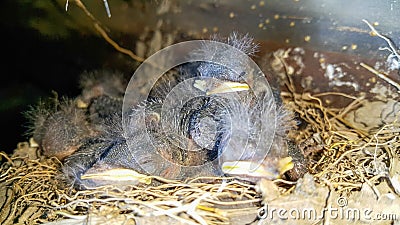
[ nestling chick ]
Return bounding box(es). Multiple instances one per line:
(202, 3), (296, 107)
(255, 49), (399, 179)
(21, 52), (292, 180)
(25, 70), (131, 189)
(26, 33), (307, 189)
(183, 33), (301, 181)
(25, 97), (92, 160)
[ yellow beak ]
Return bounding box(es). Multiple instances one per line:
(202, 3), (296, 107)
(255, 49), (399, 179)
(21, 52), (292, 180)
(81, 168), (151, 184)
(194, 79), (250, 95)
(221, 157), (294, 180)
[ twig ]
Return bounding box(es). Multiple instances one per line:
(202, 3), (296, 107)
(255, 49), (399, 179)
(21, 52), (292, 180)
(360, 62), (400, 92)
(151, 193), (210, 225)
(66, 0), (111, 18)
(101, 0), (111, 18)
(66, 0), (144, 63)
(362, 19), (400, 70)
(93, 23), (145, 62)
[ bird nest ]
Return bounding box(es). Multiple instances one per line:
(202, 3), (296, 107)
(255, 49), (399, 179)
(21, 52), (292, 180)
(1, 2), (400, 223)
(1, 78), (399, 224)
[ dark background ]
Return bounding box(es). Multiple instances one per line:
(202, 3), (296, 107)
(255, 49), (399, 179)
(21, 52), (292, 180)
(0, 0), (117, 153)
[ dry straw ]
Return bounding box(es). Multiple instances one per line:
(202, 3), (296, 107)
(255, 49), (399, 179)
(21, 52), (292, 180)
(1, 75), (399, 224)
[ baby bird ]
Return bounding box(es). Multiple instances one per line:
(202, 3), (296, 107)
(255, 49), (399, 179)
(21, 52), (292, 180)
(118, 33), (301, 182)
(26, 70), (132, 189)
(26, 33), (305, 189)
(182, 33), (299, 181)
(25, 97), (91, 161)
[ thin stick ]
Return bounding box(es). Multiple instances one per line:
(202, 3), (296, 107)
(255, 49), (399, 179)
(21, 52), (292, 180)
(69, 0), (144, 63)
(102, 0), (111, 18)
(66, 0), (111, 18)
(360, 62), (400, 91)
(362, 19), (400, 62)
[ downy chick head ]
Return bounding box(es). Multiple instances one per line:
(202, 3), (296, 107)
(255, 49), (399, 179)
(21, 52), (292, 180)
(25, 97), (92, 160)
(78, 69), (127, 104)
(185, 32), (298, 181)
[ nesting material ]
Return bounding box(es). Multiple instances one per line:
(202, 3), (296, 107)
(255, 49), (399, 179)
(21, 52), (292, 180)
(0, 143), (263, 225)
(1, 79), (399, 224)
